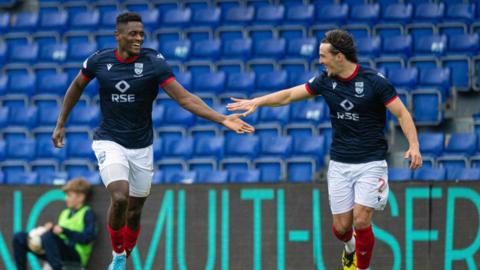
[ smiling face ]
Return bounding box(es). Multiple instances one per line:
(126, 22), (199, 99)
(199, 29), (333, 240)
(115, 21), (145, 57)
(319, 43), (342, 77)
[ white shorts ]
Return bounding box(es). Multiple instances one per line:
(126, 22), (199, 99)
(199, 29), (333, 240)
(91, 140), (154, 197)
(327, 160), (389, 214)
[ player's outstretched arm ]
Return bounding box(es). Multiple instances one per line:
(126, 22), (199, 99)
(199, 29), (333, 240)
(52, 73), (89, 148)
(163, 80), (255, 134)
(226, 84), (312, 117)
(387, 97), (423, 170)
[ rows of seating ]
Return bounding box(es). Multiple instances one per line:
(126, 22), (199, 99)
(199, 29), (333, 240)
(0, 129), (329, 183)
(7, 2), (477, 35)
(389, 167), (480, 181)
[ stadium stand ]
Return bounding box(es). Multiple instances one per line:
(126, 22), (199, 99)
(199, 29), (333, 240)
(0, 0), (479, 184)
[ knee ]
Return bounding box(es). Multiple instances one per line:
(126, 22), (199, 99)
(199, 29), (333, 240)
(111, 192), (129, 210)
(127, 207), (142, 221)
(353, 216), (371, 230)
(333, 222), (352, 235)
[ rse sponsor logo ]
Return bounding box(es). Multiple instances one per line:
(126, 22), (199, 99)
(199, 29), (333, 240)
(337, 112), (360, 121)
(112, 94), (135, 103)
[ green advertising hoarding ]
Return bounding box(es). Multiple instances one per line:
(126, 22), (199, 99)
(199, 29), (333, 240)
(0, 182), (479, 270)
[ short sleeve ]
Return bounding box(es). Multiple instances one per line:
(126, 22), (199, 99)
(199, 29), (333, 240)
(305, 72), (328, 96)
(80, 52), (99, 81)
(374, 72), (398, 106)
(152, 52), (175, 87)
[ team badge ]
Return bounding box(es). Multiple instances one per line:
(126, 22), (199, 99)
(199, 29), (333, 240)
(355, 81), (364, 97)
(332, 82), (337, 90)
(134, 63), (143, 77)
(98, 151), (106, 164)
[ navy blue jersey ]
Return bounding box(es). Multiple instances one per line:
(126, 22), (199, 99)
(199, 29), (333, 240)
(306, 65), (398, 163)
(81, 48), (174, 149)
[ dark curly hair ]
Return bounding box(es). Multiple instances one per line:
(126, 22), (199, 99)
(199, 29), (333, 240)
(321, 29), (358, 63)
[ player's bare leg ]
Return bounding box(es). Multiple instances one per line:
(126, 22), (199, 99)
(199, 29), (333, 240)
(353, 204), (375, 270)
(332, 211), (357, 270)
(124, 196), (147, 257)
(106, 181), (129, 270)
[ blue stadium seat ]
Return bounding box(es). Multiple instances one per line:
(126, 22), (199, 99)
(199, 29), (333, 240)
(69, 10), (100, 31)
(445, 3), (475, 24)
(189, 126), (218, 140)
(293, 135), (326, 160)
(196, 171), (229, 184)
(254, 158), (284, 182)
(192, 7), (221, 27)
(35, 133), (66, 160)
(225, 135), (259, 158)
(0, 41), (6, 66)
(406, 23), (436, 41)
(471, 155), (480, 168)
(387, 67), (418, 89)
(194, 136), (224, 159)
(39, 43), (67, 63)
(444, 133), (477, 156)
(37, 171), (69, 185)
(438, 22), (468, 38)
(287, 38), (317, 60)
(260, 136), (292, 158)
(0, 13), (9, 34)
(191, 39), (221, 60)
(349, 4), (380, 24)
(256, 70), (288, 91)
(174, 72), (192, 91)
(289, 71), (317, 87)
(253, 38), (286, 59)
(185, 27), (213, 42)
(152, 171), (163, 184)
(411, 90), (443, 125)
(95, 33), (116, 50)
(441, 56), (471, 92)
(161, 8), (192, 28)
(222, 38), (252, 60)
(163, 137), (194, 159)
(164, 171), (196, 184)
(68, 104), (100, 128)
(5, 137), (35, 160)
(7, 105), (37, 128)
(255, 5), (284, 26)
(285, 124), (316, 138)
(284, 4), (314, 26)
(37, 103), (60, 127)
(373, 24), (403, 40)
(414, 35), (447, 56)
(290, 101), (325, 124)
(100, 10), (120, 30)
(356, 36), (381, 57)
(11, 12), (38, 32)
(153, 137), (162, 160)
(259, 106), (290, 125)
(413, 167), (446, 181)
(5, 171), (37, 185)
(223, 6), (254, 26)
(388, 168), (412, 181)
(39, 10), (67, 32)
(414, 3), (444, 23)
(37, 72), (68, 95)
(64, 161), (93, 179)
(229, 169), (260, 183)
(316, 4), (348, 25)
(381, 3), (413, 24)
(188, 158), (216, 173)
(161, 104), (195, 127)
(137, 9), (160, 32)
(157, 159), (186, 181)
(65, 132), (94, 160)
(7, 72), (36, 96)
(419, 132), (445, 157)
(447, 33), (479, 55)
(225, 72), (255, 95)
(160, 40), (191, 61)
(419, 68), (450, 98)
(446, 168), (480, 181)
(67, 41), (98, 62)
(437, 156), (469, 168)
(8, 43), (39, 63)
(287, 158), (316, 182)
(0, 107), (8, 128)
(381, 35), (412, 58)
(193, 71), (225, 94)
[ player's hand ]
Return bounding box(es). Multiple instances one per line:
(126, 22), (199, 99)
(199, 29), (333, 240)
(405, 146), (422, 170)
(226, 97), (258, 117)
(53, 225), (63, 235)
(44, 222), (54, 230)
(221, 114), (255, 134)
(52, 125), (65, 148)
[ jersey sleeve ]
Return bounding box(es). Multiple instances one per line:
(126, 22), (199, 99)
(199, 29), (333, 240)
(151, 52), (175, 87)
(80, 52), (100, 81)
(374, 72), (398, 106)
(305, 72), (327, 96)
